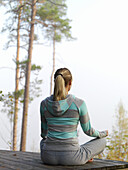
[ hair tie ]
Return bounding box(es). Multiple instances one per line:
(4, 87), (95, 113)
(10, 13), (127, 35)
(58, 73), (64, 78)
(55, 73), (64, 80)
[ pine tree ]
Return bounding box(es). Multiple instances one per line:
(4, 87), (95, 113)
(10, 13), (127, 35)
(1, 0), (42, 150)
(37, 0), (74, 94)
(13, 0), (22, 151)
(20, 0), (37, 151)
(1, 0), (24, 151)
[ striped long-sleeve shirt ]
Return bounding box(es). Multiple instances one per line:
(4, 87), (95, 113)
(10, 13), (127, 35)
(40, 94), (107, 151)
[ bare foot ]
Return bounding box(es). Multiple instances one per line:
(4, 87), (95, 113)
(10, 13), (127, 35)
(87, 158), (93, 163)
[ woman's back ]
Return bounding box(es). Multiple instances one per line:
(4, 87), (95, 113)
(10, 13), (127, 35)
(40, 94), (80, 151)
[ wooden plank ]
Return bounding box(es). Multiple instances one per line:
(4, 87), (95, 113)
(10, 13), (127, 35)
(0, 152), (50, 170)
(0, 151), (125, 170)
(0, 150), (40, 162)
(94, 159), (128, 169)
(0, 157), (51, 170)
(0, 150), (128, 170)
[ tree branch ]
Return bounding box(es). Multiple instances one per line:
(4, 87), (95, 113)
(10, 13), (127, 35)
(46, 0), (66, 7)
(0, 67), (14, 70)
(34, 19), (48, 27)
(20, 46), (28, 52)
(13, 2), (32, 13)
(4, 44), (28, 52)
(10, 27), (30, 33)
(33, 42), (49, 46)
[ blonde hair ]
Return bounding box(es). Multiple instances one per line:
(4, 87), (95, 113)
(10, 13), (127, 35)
(53, 68), (72, 101)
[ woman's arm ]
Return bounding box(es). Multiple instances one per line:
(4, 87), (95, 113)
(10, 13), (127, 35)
(79, 101), (108, 138)
(40, 102), (48, 139)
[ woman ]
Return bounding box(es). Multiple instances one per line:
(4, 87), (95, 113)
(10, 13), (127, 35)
(40, 68), (108, 165)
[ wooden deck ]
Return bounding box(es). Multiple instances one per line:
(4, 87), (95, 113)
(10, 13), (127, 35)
(0, 150), (128, 170)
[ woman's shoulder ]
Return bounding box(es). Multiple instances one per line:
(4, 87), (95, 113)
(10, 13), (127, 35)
(70, 94), (85, 108)
(40, 95), (52, 106)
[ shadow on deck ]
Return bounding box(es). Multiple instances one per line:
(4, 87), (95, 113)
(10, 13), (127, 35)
(0, 150), (128, 170)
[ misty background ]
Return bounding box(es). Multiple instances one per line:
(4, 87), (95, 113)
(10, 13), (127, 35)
(0, 0), (128, 151)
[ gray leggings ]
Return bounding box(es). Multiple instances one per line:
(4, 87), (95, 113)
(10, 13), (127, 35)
(40, 138), (106, 165)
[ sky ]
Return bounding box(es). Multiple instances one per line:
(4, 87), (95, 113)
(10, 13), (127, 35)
(0, 0), (128, 151)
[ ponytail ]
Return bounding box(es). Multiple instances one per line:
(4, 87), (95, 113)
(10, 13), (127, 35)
(53, 75), (66, 101)
(53, 68), (72, 101)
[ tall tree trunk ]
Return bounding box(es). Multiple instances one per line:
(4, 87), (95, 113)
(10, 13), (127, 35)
(20, 0), (36, 151)
(50, 30), (56, 95)
(13, 0), (22, 151)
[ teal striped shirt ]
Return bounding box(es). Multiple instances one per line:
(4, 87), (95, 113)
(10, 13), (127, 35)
(40, 95), (107, 141)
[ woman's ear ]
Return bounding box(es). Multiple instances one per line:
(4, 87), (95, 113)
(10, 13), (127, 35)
(68, 80), (72, 91)
(69, 80), (72, 86)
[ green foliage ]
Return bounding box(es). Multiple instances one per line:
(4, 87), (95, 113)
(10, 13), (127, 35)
(0, 91), (4, 101)
(18, 61), (42, 103)
(14, 89), (24, 100)
(29, 77), (42, 101)
(1, 0), (35, 50)
(1, 73), (42, 119)
(1, 92), (15, 121)
(1, 61), (42, 119)
(31, 64), (42, 71)
(1, 89), (25, 118)
(104, 102), (128, 161)
(37, 0), (74, 43)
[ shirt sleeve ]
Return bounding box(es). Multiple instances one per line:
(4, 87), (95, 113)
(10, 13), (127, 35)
(40, 102), (48, 139)
(79, 101), (107, 138)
